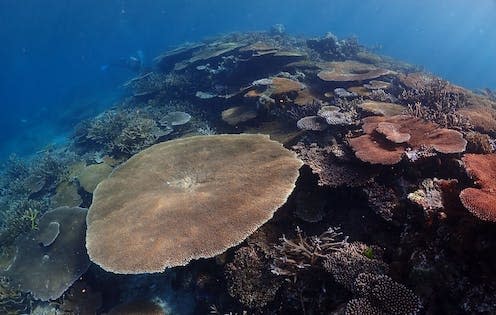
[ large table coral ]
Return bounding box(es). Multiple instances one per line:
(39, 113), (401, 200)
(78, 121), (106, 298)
(348, 115), (467, 165)
(86, 134), (303, 274)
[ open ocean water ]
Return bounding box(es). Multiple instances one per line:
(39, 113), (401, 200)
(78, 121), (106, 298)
(1, 0), (495, 158)
(0, 1), (496, 314)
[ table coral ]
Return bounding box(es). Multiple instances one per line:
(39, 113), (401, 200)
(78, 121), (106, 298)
(86, 134), (302, 274)
(459, 153), (496, 222)
(348, 115), (467, 165)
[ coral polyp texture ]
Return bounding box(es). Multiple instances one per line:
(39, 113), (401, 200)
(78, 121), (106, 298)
(459, 153), (496, 222)
(86, 134), (302, 273)
(351, 273), (422, 315)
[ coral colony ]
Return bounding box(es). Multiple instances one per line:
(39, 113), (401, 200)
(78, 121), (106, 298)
(1, 29), (496, 314)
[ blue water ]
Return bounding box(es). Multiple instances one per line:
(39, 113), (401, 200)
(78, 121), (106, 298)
(1, 0), (496, 159)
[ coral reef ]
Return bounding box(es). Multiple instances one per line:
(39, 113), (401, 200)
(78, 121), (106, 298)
(1, 29), (495, 314)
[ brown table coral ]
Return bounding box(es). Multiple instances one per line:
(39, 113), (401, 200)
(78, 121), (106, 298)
(348, 115), (467, 165)
(317, 60), (394, 82)
(459, 153), (496, 222)
(86, 134), (303, 274)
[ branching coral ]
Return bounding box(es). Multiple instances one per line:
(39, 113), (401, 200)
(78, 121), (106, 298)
(307, 32), (362, 61)
(0, 198), (49, 247)
(75, 109), (170, 156)
(271, 226), (347, 277)
(399, 74), (469, 128)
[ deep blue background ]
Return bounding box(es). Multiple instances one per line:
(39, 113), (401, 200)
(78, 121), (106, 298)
(1, 0), (495, 159)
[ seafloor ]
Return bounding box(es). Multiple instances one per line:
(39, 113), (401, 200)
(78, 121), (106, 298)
(1, 29), (496, 315)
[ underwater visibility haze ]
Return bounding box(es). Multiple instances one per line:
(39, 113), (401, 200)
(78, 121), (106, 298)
(0, 1), (496, 314)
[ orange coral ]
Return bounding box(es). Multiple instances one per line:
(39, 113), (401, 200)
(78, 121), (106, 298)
(459, 153), (496, 222)
(348, 115), (467, 165)
(348, 134), (405, 165)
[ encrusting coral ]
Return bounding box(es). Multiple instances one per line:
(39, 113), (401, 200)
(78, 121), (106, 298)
(86, 134), (302, 274)
(350, 273), (422, 315)
(1, 206), (90, 301)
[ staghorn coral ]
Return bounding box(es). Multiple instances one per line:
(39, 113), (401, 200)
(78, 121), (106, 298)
(77, 109), (171, 156)
(306, 32), (362, 61)
(324, 242), (389, 291)
(465, 131), (493, 154)
(457, 105), (496, 134)
(459, 153), (496, 222)
(0, 197), (49, 247)
(86, 134), (302, 273)
(115, 117), (166, 155)
(225, 245), (282, 309)
(399, 74), (469, 128)
(271, 226), (347, 277)
(352, 273), (422, 315)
